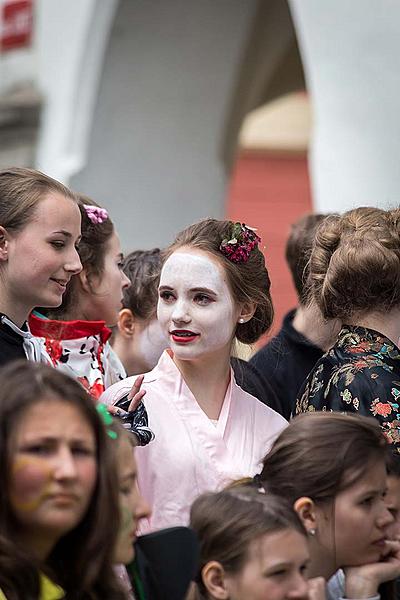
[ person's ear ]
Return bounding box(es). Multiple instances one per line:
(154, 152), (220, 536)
(237, 301), (256, 325)
(117, 308), (136, 337)
(0, 226), (9, 262)
(294, 496), (318, 535)
(202, 561), (230, 599)
(77, 269), (94, 294)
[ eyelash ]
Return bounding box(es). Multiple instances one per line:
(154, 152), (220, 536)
(20, 445), (94, 457)
(159, 291), (213, 305)
(160, 291), (175, 302)
(361, 496), (374, 506)
(194, 294), (212, 305)
(50, 241), (65, 250)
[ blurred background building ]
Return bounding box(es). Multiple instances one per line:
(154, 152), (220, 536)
(1, 0), (399, 337)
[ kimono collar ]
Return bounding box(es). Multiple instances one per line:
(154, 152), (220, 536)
(339, 325), (400, 359)
(154, 349), (234, 434)
(0, 314), (50, 363)
(29, 312), (112, 343)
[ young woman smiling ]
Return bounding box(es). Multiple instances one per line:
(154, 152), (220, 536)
(102, 219), (287, 532)
(0, 168), (82, 366)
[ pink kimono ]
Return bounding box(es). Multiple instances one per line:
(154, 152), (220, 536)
(101, 350), (287, 532)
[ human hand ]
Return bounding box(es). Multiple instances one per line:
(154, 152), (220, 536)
(345, 540), (400, 598)
(308, 576), (326, 600)
(127, 374), (146, 411)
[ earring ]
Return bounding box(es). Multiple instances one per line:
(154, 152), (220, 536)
(308, 528), (316, 536)
(238, 318), (245, 324)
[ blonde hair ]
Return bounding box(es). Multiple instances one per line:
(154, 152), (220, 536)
(308, 207), (400, 319)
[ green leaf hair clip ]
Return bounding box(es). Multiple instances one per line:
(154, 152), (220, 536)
(96, 403), (118, 440)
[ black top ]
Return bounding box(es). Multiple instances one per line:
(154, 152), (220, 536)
(250, 309), (324, 420)
(0, 314), (27, 367)
(296, 325), (400, 453)
(231, 357), (283, 416)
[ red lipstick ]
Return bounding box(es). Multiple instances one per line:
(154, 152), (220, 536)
(170, 330), (199, 343)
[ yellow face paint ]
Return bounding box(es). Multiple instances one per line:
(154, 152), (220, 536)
(10, 456), (54, 512)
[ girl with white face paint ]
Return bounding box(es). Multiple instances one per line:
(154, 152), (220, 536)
(112, 249), (168, 376)
(101, 219), (287, 532)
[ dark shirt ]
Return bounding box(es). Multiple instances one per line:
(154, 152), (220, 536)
(231, 357), (284, 416)
(250, 309), (324, 420)
(296, 325), (400, 453)
(0, 314), (26, 367)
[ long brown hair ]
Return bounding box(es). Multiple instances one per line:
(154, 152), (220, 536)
(0, 361), (126, 599)
(164, 219), (273, 344)
(188, 486), (306, 600)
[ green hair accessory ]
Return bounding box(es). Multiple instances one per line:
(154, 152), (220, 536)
(96, 403), (118, 439)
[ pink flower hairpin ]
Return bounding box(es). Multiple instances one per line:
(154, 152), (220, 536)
(84, 205), (109, 224)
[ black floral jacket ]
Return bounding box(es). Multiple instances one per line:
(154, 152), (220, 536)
(295, 326), (400, 451)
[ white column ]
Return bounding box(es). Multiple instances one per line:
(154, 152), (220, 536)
(35, 0), (118, 182)
(290, 0), (400, 213)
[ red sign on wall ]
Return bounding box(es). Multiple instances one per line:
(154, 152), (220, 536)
(0, 0), (33, 52)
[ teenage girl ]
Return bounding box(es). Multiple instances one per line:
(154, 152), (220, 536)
(102, 219), (287, 531)
(30, 196), (152, 445)
(188, 486), (324, 600)
(0, 360), (127, 599)
(256, 412), (400, 600)
(111, 249), (168, 376)
(0, 167), (81, 365)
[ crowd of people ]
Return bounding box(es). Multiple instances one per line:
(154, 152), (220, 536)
(0, 166), (399, 600)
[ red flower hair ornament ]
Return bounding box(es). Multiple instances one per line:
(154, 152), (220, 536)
(219, 222), (261, 263)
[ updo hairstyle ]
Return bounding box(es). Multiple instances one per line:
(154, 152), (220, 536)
(309, 207), (400, 320)
(164, 219), (273, 344)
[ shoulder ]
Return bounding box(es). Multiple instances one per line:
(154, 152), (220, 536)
(231, 357), (284, 414)
(232, 378), (287, 428)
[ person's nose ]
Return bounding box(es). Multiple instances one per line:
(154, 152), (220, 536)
(53, 446), (78, 481)
(287, 573), (309, 600)
(135, 490), (151, 521)
(377, 501), (395, 530)
(171, 299), (191, 324)
(65, 246), (82, 275)
(121, 270), (130, 290)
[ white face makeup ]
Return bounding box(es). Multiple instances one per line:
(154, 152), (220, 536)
(157, 249), (239, 362)
(136, 317), (168, 371)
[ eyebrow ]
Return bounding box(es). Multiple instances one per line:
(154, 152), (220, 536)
(190, 287), (217, 295)
(19, 436), (94, 445)
(158, 285), (217, 295)
(52, 230), (73, 237)
(359, 488), (384, 497)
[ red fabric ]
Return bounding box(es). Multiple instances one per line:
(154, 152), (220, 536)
(29, 313), (112, 344)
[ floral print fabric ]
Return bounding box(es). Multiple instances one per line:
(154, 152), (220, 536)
(295, 326), (400, 452)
